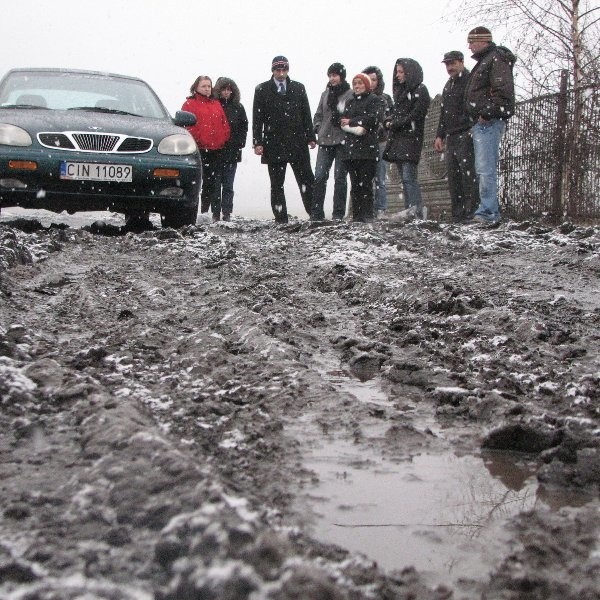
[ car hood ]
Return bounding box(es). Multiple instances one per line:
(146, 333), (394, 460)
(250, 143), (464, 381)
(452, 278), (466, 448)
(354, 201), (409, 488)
(0, 109), (188, 142)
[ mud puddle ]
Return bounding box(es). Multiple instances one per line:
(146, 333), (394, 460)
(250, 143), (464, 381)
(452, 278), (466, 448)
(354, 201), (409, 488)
(292, 365), (595, 589)
(297, 430), (595, 590)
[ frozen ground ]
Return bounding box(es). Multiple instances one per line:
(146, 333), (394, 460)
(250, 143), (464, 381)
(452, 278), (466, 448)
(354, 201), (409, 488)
(0, 210), (599, 599)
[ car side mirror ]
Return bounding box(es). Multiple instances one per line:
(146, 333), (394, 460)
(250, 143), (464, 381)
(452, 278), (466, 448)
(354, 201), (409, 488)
(174, 110), (196, 127)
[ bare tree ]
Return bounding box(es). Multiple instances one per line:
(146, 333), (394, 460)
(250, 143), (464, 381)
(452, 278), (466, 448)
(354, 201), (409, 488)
(443, 0), (600, 221)
(443, 0), (600, 97)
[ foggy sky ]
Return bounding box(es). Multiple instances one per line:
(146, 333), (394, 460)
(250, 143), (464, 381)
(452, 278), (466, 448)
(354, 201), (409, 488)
(2, 0), (481, 218)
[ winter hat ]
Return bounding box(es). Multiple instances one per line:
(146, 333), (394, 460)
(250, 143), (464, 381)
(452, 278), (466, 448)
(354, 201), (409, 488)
(352, 73), (371, 91)
(271, 55), (289, 71)
(327, 62), (346, 80)
(467, 26), (493, 43)
(442, 50), (464, 63)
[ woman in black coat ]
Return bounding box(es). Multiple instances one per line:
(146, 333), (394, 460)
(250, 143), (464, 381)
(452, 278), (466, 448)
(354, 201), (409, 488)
(340, 73), (380, 223)
(383, 58), (430, 218)
(213, 77), (248, 221)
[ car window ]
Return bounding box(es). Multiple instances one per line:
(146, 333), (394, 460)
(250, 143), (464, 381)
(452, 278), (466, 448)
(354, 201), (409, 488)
(0, 71), (168, 119)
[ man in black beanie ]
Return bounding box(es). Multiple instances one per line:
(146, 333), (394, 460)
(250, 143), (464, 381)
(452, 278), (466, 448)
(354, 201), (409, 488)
(253, 55), (316, 223)
(464, 26), (516, 225)
(310, 62), (353, 221)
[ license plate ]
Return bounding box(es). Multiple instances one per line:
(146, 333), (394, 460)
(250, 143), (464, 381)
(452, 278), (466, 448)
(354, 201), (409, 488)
(60, 162), (133, 182)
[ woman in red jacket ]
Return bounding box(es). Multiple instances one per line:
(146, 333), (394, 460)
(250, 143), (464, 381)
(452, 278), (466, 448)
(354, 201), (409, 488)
(182, 76), (231, 222)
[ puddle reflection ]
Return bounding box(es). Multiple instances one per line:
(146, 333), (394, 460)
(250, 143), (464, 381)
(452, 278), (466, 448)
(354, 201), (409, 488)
(296, 436), (590, 588)
(307, 351), (593, 588)
(324, 369), (392, 407)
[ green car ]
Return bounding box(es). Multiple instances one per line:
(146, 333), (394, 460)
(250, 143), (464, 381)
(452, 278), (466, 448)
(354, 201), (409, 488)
(0, 68), (202, 228)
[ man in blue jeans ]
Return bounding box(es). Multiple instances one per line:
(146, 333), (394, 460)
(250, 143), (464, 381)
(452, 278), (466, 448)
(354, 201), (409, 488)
(464, 26), (516, 224)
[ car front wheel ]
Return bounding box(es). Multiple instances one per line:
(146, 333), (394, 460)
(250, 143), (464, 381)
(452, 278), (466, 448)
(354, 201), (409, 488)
(160, 202), (199, 229)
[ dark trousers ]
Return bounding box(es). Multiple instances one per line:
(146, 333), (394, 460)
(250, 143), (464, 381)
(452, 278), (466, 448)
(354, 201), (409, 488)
(446, 131), (479, 222)
(312, 144), (348, 220)
(200, 149), (225, 217)
(344, 159), (377, 222)
(267, 152), (314, 223)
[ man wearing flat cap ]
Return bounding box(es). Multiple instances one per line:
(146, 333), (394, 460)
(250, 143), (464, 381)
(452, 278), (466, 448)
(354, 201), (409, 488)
(464, 26), (516, 225)
(253, 55), (316, 223)
(434, 50), (479, 223)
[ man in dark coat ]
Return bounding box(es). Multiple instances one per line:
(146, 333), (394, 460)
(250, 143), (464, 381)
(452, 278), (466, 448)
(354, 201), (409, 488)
(464, 26), (516, 224)
(434, 51), (479, 223)
(253, 56), (316, 223)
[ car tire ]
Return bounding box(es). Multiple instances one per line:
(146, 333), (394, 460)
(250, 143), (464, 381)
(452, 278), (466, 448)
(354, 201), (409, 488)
(124, 212), (153, 232)
(160, 202), (199, 229)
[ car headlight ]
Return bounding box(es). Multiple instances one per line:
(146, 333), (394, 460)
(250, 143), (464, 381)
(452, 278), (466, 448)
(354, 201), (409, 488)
(157, 133), (197, 155)
(0, 124), (32, 146)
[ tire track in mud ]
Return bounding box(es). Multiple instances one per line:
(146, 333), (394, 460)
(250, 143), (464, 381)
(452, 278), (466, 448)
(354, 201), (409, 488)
(1, 219), (599, 599)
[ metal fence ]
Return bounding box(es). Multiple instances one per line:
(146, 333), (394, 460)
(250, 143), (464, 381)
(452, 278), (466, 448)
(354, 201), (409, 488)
(500, 75), (600, 221)
(387, 77), (600, 222)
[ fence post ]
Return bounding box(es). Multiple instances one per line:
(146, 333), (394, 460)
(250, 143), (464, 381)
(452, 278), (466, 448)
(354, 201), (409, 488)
(550, 70), (569, 223)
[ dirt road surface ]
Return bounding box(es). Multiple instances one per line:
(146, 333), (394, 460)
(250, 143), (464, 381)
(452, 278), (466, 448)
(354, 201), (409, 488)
(1, 214), (599, 599)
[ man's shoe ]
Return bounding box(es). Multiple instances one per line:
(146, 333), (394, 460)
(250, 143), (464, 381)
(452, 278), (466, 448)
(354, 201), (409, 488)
(222, 214), (231, 222)
(463, 215), (488, 225)
(212, 214), (220, 223)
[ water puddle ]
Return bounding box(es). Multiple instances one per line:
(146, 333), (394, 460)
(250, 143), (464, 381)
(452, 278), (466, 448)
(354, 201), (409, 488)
(296, 436), (539, 587)
(294, 358), (592, 589)
(324, 368), (392, 407)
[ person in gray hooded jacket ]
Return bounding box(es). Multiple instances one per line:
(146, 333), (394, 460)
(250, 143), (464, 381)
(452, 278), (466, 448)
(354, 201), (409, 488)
(311, 63), (353, 221)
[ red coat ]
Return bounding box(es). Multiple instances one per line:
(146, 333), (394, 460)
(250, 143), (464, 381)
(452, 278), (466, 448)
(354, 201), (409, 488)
(182, 94), (231, 150)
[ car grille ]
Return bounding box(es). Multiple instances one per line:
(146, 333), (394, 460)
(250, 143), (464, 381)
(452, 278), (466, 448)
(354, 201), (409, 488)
(38, 132), (153, 153)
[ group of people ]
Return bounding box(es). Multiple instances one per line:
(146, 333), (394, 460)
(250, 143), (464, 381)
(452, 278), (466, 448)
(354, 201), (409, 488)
(182, 75), (248, 222)
(181, 25), (515, 226)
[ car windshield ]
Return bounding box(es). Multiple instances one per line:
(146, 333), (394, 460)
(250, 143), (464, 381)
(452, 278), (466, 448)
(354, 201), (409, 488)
(0, 70), (168, 119)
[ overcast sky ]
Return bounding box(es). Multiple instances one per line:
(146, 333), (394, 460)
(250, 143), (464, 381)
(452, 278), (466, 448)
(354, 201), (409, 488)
(2, 0), (483, 219)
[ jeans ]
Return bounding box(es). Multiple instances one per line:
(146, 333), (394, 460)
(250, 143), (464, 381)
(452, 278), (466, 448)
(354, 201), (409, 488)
(446, 132), (479, 222)
(312, 144), (348, 220)
(395, 161), (423, 218)
(374, 141), (389, 211)
(344, 159), (377, 222)
(471, 118), (506, 223)
(267, 152), (314, 223)
(220, 162), (238, 217)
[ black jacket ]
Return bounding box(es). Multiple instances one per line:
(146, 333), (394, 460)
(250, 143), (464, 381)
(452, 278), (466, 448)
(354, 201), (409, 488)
(362, 66), (393, 142)
(219, 99), (248, 163)
(340, 91), (380, 161)
(252, 77), (316, 164)
(436, 68), (472, 139)
(383, 58), (430, 164)
(464, 43), (516, 121)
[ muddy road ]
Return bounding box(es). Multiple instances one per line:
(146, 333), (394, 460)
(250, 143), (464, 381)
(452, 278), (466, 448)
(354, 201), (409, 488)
(0, 214), (599, 599)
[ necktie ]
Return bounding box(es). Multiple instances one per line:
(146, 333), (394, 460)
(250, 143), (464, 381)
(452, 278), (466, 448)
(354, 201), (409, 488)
(278, 82), (285, 95)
